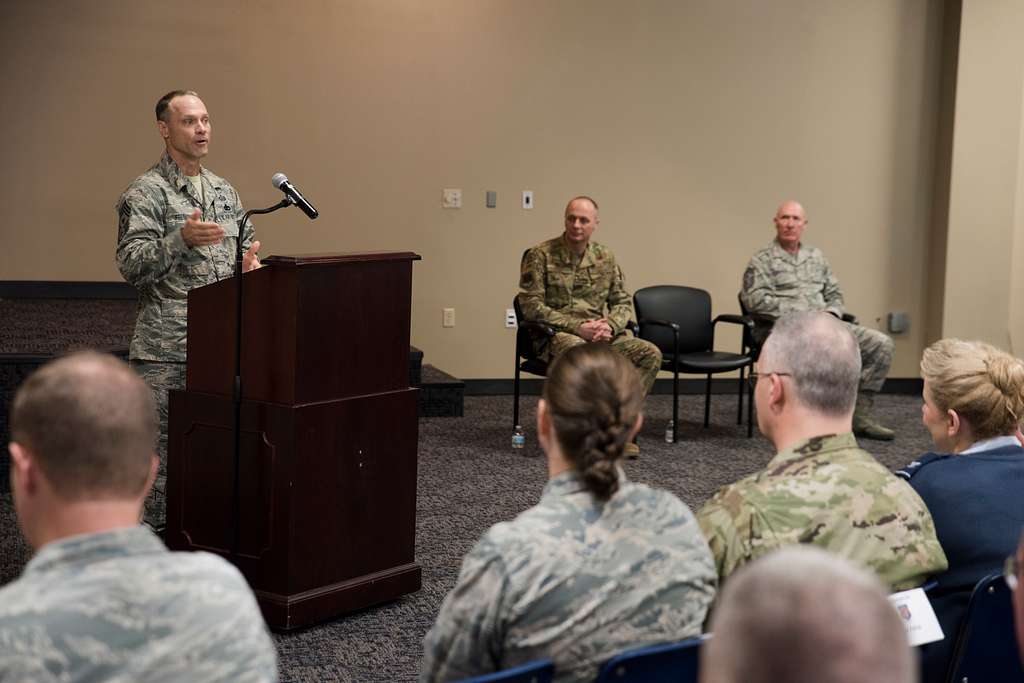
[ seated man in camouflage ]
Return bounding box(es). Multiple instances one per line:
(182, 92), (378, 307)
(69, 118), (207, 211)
(741, 200), (895, 439)
(697, 312), (947, 590)
(0, 352), (277, 681)
(519, 196), (661, 455)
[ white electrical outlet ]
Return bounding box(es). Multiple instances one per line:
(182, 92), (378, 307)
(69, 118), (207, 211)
(522, 190), (533, 209)
(442, 189), (462, 209)
(505, 309), (517, 328)
(442, 308), (455, 327)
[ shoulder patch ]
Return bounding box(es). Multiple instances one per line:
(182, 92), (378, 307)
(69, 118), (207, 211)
(894, 453), (948, 480)
(117, 200), (133, 241)
(743, 265), (755, 291)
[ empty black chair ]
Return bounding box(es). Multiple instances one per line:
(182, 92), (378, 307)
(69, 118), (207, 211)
(635, 286), (753, 440)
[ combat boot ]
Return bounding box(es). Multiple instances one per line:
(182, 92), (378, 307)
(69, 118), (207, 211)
(853, 390), (895, 440)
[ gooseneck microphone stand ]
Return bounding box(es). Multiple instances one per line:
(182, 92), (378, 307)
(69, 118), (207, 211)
(230, 195), (293, 559)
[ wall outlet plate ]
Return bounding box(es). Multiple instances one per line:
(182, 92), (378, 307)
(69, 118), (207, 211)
(522, 190), (533, 209)
(442, 188), (462, 209)
(442, 307), (455, 327)
(505, 309), (517, 328)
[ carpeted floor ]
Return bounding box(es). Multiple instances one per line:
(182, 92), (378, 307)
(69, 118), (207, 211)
(0, 391), (933, 682)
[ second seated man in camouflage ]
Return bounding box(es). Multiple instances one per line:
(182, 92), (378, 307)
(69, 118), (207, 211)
(115, 90), (263, 529)
(697, 312), (947, 590)
(519, 196), (661, 456)
(740, 200), (896, 439)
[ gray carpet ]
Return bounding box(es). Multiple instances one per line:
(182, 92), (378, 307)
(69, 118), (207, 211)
(0, 392), (933, 682)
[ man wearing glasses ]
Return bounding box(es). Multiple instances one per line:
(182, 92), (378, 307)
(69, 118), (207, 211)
(697, 311), (947, 589)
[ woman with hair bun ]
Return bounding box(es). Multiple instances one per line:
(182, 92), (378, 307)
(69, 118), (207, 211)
(898, 339), (1024, 682)
(421, 343), (716, 683)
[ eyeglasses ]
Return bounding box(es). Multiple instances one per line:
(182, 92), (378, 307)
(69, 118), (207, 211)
(747, 370), (793, 392)
(1005, 553), (1020, 591)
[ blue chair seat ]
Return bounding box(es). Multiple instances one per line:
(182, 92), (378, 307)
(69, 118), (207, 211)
(595, 637), (704, 683)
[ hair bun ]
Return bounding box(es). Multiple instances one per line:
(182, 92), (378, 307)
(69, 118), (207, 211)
(985, 353), (1024, 397)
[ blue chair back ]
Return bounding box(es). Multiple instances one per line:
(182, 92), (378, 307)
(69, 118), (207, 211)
(455, 659), (555, 683)
(945, 574), (1024, 682)
(594, 637), (703, 683)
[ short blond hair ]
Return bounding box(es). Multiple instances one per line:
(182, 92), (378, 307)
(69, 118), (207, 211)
(920, 339), (1024, 440)
(10, 351), (156, 500)
(701, 547), (914, 683)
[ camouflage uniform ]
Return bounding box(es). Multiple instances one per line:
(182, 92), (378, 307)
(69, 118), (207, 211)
(740, 239), (893, 392)
(116, 152), (254, 527)
(697, 433), (948, 591)
(519, 236), (662, 395)
(421, 469), (716, 683)
(0, 526), (277, 682)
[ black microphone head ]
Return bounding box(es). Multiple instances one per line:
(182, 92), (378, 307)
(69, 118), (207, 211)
(271, 172), (288, 189)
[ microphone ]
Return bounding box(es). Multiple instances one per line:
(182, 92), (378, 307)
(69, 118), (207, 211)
(271, 173), (319, 220)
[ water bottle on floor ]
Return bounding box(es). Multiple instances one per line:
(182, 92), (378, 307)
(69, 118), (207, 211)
(512, 424), (525, 449)
(665, 419), (675, 444)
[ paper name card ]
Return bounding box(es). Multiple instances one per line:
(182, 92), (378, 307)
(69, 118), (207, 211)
(888, 587), (944, 647)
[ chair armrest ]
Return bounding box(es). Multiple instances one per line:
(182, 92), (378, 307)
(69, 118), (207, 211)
(713, 313), (755, 333)
(519, 319), (556, 338)
(842, 312), (857, 324)
(637, 317), (680, 332)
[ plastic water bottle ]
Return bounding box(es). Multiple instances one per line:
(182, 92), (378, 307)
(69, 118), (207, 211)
(665, 419), (675, 444)
(512, 424), (526, 450)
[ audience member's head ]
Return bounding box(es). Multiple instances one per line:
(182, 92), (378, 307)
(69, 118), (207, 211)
(539, 343), (643, 501)
(701, 546), (915, 683)
(919, 339), (1024, 452)
(8, 351), (157, 548)
(755, 311), (860, 446)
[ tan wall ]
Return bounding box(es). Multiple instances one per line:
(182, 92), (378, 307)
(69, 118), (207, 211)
(942, 0), (1024, 349)
(0, 0), (947, 378)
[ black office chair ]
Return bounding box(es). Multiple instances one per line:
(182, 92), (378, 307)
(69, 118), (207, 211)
(512, 295), (555, 430)
(635, 286), (754, 440)
(943, 573), (1024, 682)
(737, 295), (859, 363)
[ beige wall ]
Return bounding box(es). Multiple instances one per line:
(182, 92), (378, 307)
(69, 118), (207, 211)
(942, 0), (1024, 349)
(0, 0), (949, 378)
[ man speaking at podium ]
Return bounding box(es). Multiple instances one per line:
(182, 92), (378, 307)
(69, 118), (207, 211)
(115, 90), (262, 530)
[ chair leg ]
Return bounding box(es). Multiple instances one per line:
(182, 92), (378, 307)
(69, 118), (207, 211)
(513, 363), (521, 430)
(747, 368), (754, 437)
(737, 366), (745, 425)
(703, 373), (712, 428)
(672, 364), (679, 444)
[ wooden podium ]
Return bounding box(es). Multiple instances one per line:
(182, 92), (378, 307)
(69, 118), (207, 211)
(166, 251), (422, 630)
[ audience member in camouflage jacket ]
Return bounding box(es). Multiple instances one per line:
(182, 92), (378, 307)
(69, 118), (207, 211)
(0, 527), (278, 682)
(698, 312), (946, 590)
(740, 200), (895, 439)
(698, 432), (947, 590)
(3, 351), (277, 682)
(518, 197), (661, 397)
(421, 470), (716, 683)
(115, 91), (260, 528)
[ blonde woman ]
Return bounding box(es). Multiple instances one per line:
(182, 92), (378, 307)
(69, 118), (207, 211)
(898, 339), (1024, 682)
